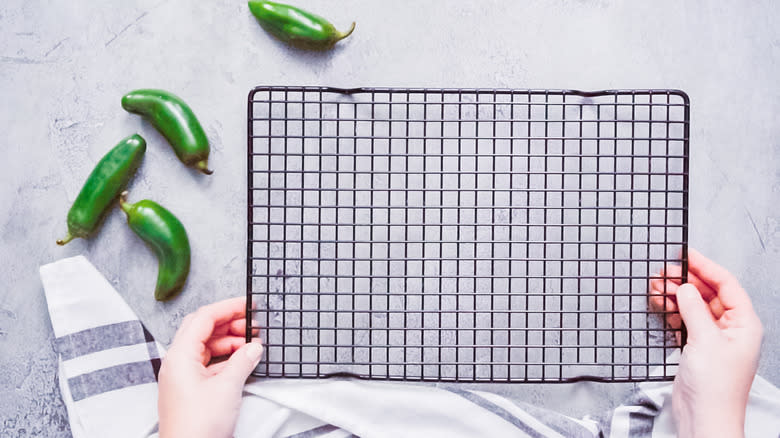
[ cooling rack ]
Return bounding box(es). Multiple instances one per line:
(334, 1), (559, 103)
(247, 87), (689, 383)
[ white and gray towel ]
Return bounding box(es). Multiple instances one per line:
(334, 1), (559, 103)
(40, 255), (780, 438)
(40, 255), (164, 438)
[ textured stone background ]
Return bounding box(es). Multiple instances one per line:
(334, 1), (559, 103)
(1, 1), (778, 435)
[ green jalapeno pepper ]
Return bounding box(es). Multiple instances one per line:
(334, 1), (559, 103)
(119, 191), (191, 301)
(57, 134), (146, 246)
(248, 1), (355, 51)
(121, 89), (213, 175)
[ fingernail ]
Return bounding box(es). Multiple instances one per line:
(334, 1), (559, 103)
(246, 342), (264, 362)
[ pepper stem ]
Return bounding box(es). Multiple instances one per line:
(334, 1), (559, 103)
(56, 232), (74, 246)
(195, 160), (214, 175)
(335, 22), (356, 42)
(119, 191), (132, 215)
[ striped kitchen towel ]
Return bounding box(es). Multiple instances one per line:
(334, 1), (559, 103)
(40, 255), (163, 438)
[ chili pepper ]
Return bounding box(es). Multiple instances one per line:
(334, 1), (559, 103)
(57, 134), (146, 246)
(119, 191), (191, 301)
(248, 1), (355, 51)
(121, 89), (213, 175)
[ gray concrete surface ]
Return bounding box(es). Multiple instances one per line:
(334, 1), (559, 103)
(1, 0), (778, 435)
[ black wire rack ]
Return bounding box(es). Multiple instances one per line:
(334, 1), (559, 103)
(246, 86), (689, 383)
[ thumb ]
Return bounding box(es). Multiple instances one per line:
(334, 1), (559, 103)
(676, 284), (717, 339)
(217, 341), (263, 388)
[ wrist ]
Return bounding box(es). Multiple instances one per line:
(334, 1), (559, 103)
(677, 414), (744, 438)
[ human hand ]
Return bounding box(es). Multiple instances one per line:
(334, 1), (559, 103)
(158, 297), (263, 438)
(650, 249), (763, 438)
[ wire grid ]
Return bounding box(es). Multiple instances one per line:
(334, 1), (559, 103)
(247, 87), (689, 383)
